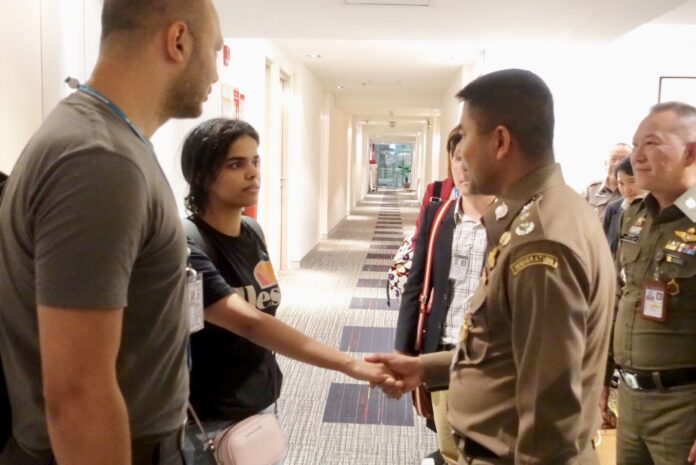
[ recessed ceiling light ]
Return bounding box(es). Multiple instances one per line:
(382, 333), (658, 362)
(305, 53), (322, 59)
(336, 85), (344, 90)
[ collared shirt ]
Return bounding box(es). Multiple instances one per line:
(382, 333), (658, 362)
(441, 197), (487, 345)
(582, 178), (621, 222)
(614, 188), (696, 370)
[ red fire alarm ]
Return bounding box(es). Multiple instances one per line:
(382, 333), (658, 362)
(223, 45), (231, 66)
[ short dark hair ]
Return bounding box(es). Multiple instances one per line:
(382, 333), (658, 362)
(181, 119), (260, 215)
(650, 101), (696, 141)
(101, 0), (206, 43)
(446, 126), (462, 156)
(614, 157), (633, 177)
(456, 69), (555, 159)
(0, 171), (8, 200)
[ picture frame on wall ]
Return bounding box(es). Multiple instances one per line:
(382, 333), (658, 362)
(658, 76), (696, 105)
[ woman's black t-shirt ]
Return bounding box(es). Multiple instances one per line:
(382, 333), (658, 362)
(187, 216), (282, 422)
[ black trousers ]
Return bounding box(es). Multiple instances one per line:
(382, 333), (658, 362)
(0, 430), (185, 465)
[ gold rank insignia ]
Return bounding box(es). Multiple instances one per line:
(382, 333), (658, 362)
(511, 253), (559, 275)
(487, 248), (499, 270)
(667, 278), (680, 296)
(674, 230), (696, 243)
(499, 231), (512, 247)
(688, 227), (696, 234)
(459, 313), (473, 345)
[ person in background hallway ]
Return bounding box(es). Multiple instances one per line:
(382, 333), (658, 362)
(180, 118), (394, 465)
(610, 101), (696, 465)
(395, 139), (493, 465)
(603, 157), (647, 257)
(369, 68), (615, 465)
(412, 127), (461, 247)
(581, 142), (632, 222)
(0, 1), (222, 464)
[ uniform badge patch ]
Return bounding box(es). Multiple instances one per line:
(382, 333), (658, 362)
(511, 253), (558, 275)
(515, 222), (535, 236)
(495, 202), (509, 221)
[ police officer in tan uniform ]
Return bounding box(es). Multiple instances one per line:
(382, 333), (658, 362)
(368, 69), (615, 465)
(611, 102), (696, 465)
(581, 143), (631, 223)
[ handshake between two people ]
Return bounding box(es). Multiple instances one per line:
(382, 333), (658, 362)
(349, 352), (424, 399)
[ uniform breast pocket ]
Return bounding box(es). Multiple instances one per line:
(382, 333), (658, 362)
(619, 241), (641, 265)
(459, 285), (490, 365)
(619, 242), (641, 285)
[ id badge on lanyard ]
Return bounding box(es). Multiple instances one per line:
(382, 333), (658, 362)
(449, 254), (469, 281)
(187, 266), (205, 333)
(641, 279), (668, 322)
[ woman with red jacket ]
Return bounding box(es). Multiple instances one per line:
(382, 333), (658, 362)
(412, 127), (461, 246)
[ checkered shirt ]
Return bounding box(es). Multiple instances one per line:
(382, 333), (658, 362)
(441, 197), (487, 345)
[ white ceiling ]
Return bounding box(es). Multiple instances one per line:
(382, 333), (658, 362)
(214, 0), (694, 126)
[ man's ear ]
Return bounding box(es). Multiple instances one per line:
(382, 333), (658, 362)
(685, 141), (696, 167)
(492, 125), (512, 161)
(164, 21), (192, 64)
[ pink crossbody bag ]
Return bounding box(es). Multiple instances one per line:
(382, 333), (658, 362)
(187, 357), (286, 465)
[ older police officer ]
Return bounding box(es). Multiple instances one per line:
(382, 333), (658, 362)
(613, 102), (696, 465)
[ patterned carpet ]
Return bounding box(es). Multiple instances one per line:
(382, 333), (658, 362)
(275, 189), (437, 465)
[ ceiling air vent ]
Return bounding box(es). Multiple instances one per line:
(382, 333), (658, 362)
(345, 0), (430, 6)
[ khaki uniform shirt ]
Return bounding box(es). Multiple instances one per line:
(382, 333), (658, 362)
(613, 188), (696, 370)
(581, 180), (621, 223)
(422, 163), (615, 464)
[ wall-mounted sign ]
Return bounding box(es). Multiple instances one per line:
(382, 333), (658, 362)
(222, 85), (246, 119)
(223, 45), (231, 66)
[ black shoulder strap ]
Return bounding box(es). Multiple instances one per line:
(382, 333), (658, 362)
(182, 217), (219, 264)
(430, 181), (443, 202)
(242, 216), (266, 245)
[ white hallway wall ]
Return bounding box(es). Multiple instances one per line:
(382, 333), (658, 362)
(0, 2), (350, 269)
(481, 25), (696, 192)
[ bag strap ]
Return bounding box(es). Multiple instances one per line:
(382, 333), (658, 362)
(414, 198), (456, 352)
(242, 215), (266, 244)
(183, 216), (219, 265)
(430, 181), (443, 202)
(187, 403), (219, 460)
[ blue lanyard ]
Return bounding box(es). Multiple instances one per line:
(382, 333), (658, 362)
(76, 83), (154, 152)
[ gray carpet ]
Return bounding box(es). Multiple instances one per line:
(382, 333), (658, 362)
(276, 189), (437, 465)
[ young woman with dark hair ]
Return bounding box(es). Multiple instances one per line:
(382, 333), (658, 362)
(181, 118), (394, 464)
(603, 156), (647, 257)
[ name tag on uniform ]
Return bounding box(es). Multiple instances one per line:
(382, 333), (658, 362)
(187, 267), (205, 333)
(622, 216), (646, 244)
(641, 279), (668, 322)
(449, 254), (470, 281)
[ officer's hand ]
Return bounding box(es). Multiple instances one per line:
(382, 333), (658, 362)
(688, 437), (696, 463)
(344, 358), (403, 390)
(364, 352), (423, 399)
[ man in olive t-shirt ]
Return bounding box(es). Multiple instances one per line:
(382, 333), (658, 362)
(0, 1), (223, 464)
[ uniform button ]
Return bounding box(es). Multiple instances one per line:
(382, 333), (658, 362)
(655, 250), (664, 261)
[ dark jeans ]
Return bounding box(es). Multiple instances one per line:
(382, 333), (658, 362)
(0, 430), (185, 465)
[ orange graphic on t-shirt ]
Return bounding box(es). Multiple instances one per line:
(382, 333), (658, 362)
(254, 261), (277, 289)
